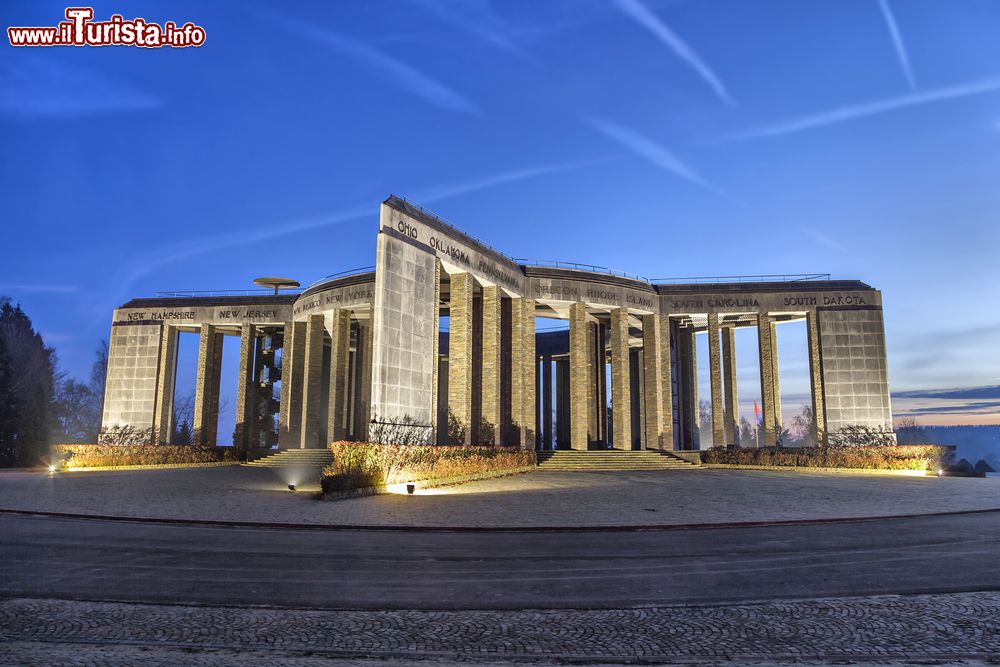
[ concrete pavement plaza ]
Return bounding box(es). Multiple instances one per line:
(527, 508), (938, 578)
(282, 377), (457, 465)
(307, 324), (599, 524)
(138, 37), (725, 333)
(1, 465), (999, 527)
(4, 466), (1000, 664)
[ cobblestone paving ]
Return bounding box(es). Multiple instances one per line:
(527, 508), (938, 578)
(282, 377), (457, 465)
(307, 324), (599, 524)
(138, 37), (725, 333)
(2, 466), (1000, 527)
(6, 643), (997, 667)
(2, 593), (1000, 663)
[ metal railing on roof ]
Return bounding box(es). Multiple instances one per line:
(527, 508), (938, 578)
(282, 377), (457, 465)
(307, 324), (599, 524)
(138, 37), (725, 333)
(154, 288), (303, 298)
(395, 196), (517, 263)
(304, 266), (376, 290)
(651, 273), (831, 285)
(516, 259), (651, 283)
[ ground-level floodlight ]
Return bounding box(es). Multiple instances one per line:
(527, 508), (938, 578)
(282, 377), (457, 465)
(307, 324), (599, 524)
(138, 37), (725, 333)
(48, 464), (56, 473)
(288, 483), (296, 491)
(253, 277), (300, 296)
(406, 483), (415, 495)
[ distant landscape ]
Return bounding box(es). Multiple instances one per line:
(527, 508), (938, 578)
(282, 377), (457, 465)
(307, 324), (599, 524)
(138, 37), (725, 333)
(920, 425), (1000, 468)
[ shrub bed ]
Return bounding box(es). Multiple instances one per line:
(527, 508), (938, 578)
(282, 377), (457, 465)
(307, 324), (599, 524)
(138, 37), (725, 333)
(53, 444), (236, 468)
(701, 445), (954, 471)
(322, 442), (536, 493)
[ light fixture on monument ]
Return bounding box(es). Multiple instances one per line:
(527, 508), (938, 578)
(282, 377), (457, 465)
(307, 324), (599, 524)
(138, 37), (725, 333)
(253, 277), (301, 296)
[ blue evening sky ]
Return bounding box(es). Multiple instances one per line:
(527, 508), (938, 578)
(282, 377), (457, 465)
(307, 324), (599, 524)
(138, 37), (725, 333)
(2, 0), (999, 432)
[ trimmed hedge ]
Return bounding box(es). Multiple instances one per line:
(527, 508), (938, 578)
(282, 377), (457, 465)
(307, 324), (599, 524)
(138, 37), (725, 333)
(53, 444), (236, 468)
(322, 442), (536, 492)
(701, 445), (954, 471)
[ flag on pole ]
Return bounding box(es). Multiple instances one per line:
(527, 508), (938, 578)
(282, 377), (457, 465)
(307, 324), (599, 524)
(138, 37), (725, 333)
(753, 399), (762, 424)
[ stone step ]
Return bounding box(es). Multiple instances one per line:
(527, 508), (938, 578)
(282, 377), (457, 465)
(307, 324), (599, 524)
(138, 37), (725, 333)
(535, 450), (699, 471)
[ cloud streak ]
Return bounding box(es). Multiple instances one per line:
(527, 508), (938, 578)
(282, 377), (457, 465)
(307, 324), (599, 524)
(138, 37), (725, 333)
(0, 57), (161, 118)
(411, 0), (535, 63)
(611, 0), (734, 106)
(260, 9), (478, 115)
(112, 160), (589, 296)
(0, 284), (82, 294)
(587, 117), (723, 194)
(732, 75), (1000, 140)
(878, 0), (916, 90)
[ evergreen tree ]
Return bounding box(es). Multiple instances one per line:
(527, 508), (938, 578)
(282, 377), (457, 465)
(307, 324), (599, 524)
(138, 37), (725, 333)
(51, 339), (108, 444)
(0, 298), (57, 466)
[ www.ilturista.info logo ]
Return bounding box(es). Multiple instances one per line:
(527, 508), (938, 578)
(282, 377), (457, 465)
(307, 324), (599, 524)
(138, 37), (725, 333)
(8, 7), (205, 48)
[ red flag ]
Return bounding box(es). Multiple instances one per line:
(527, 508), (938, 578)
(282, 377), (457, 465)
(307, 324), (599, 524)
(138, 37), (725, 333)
(753, 399), (762, 423)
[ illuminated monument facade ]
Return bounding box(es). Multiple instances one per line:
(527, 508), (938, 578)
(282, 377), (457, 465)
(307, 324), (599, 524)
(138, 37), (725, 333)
(101, 196), (893, 451)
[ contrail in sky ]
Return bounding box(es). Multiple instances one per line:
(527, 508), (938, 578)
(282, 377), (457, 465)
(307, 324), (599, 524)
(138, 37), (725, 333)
(878, 0), (917, 90)
(731, 76), (1000, 140)
(611, 0), (735, 106)
(587, 117), (724, 195)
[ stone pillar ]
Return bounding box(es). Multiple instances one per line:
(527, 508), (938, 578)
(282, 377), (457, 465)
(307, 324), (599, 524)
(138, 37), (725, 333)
(641, 315), (663, 450)
(596, 322), (609, 446)
(430, 260), (442, 443)
(610, 308), (632, 450)
(555, 358), (570, 449)
(354, 318), (374, 441)
(659, 314), (674, 450)
(707, 313), (725, 448)
(806, 310), (826, 445)
(233, 325), (256, 451)
(153, 325), (178, 445)
(480, 285), (502, 445)
(586, 320), (597, 447)
(770, 320), (782, 431)
(510, 297), (536, 449)
(721, 326), (739, 446)
(297, 315), (325, 449)
(447, 272), (474, 444)
(278, 321), (293, 444)
(678, 326), (698, 450)
(541, 354), (553, 449)
(327, 309), (351, 442)
(283, 320), (306, 448)
(192, 324), (221, 446)
(757, 313), (777, 446)
(568, 302), (590, 450)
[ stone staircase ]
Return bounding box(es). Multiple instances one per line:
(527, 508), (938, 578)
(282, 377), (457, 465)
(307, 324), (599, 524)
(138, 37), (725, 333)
(535, 450), (700, 471)
(244, 449), (333, 469)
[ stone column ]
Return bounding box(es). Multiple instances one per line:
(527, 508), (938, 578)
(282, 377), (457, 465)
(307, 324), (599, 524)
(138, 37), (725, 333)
(806, 310), (826, 445)
(447, 272), (474, 444)
(297, 315), (325, 449)
(721, 326), (739, 446)
(480, 285), (502, 445)
(327, 309), (351, 442)
(510, 297), (536, 449)
(658, 314), (674, 450)
(208, 333), (224, 445)
(233, 325), (256, 451)
(430, 260), (442, 443)
(283, 320), (306, 448)
(153, 325), (178, 445)
(641, 315), (663, 450)
(192, 324), (220, 446)
(586, 320), (597, 447)
(707, 313), (725, 448)
(541, 354), (553, 449)
(278, 322), (292, 443)
(610, 308), (632, 450)
(568, 302), (589, 450)
(757, 313), (777, 446)
(555, 358), (570, 449)
(354, 318), (374, 441)
(678, 326), (698, 450)
(597, 322), (609, 446)
(770, 320), (782, 431)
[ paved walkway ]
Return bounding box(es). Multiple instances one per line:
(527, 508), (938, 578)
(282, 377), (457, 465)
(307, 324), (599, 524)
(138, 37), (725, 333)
(1, 466), (999, 527)
(2, 593), (999, 664)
